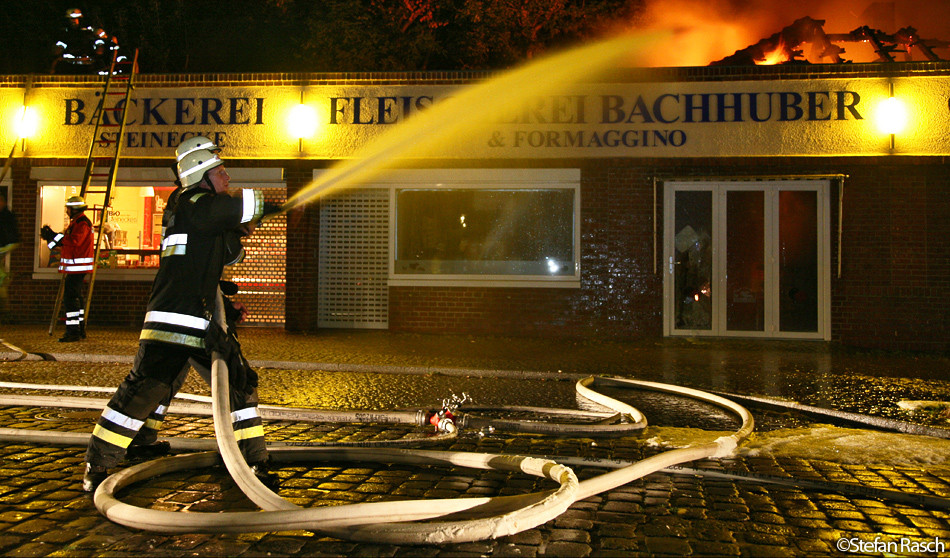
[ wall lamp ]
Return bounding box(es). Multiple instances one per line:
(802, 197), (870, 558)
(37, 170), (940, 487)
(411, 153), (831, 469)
(14, 106), (40, 140)
(1, 105), (38, 183)
(286, 90), (318, 154)
(874, 83), (908, 151)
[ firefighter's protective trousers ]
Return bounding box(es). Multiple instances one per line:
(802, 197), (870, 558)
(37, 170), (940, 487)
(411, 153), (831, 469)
(63, 274), (86, 334)
(85, 340), (268, 468)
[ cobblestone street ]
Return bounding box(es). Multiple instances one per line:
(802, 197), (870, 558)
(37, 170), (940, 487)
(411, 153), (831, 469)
(0, 326), (948, 556)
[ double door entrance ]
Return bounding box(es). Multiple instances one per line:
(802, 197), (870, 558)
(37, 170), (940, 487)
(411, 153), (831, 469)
(663, 180), (831, 339)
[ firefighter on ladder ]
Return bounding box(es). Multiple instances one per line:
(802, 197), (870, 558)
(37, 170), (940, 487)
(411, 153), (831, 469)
(82, 143), (281, 492)
(40, 195), (93, 342)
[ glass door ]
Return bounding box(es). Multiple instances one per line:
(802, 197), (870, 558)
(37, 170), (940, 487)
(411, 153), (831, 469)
(725, 189), (765, 332)
(664, 180), (830, 339)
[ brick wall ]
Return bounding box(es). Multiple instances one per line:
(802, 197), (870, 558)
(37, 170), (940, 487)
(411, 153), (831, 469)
(282, 161), (323, 332)
(8, 155), (948, 352)
(383, 157), (948, 352)
(831, 161), (949, 352)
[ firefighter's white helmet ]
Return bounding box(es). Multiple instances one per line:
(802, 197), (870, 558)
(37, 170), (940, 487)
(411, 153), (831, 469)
(66, 8), (83, 19)
(175, 136), (220, 162)
(177, 149), (223, 189)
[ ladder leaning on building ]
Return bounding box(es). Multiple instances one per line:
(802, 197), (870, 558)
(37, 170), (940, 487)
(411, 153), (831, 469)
(48, 49), (139, 337)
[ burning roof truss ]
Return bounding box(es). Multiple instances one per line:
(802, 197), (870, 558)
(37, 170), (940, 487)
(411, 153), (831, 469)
(711, 16), (950, 66)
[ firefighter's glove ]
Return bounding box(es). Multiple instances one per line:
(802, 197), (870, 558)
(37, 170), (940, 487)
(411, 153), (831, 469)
(222, 295), (243, 325)
(219, 280), (239, 296)
(40, 225), (56, 243)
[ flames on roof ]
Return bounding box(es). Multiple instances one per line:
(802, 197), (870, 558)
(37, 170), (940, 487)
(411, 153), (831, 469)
(710, 16), (950, 66)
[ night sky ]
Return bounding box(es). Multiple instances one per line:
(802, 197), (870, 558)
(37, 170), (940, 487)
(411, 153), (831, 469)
(3, 0), (950, 75)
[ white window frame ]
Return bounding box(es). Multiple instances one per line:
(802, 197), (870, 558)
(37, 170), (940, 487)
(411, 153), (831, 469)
(377, 168), (581, 288)
(31, 166), (284, 281)
(663, 179), (831, 340)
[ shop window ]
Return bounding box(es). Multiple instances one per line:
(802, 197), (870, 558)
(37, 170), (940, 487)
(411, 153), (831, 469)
(384, 169), (580, 286)
(37, 184), (172, 271)
(395, 188), (575, 276)
(33, 167), (286, 325)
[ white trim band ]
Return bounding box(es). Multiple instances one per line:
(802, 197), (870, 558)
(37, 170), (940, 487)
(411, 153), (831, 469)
(162, 234), (187, 250)
(179, 154), (221, 181)
(240, 189), (259, 223)
(231, 407), (259, 423)
(102, 408), (144, 431)
(144, 311), (210, 331)
(176, 140), (217, 161)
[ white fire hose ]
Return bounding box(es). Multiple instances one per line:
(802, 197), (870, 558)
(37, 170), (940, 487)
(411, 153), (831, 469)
(0, 367), (754, 543)
(0, 298), (758, 543)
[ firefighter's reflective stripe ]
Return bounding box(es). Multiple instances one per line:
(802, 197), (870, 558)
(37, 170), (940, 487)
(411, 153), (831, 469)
(60, 257), (94, 272)
(48, 234), (64, 250)
(141, 309), (209, 347)
(145, 310), (209, 331)
(179, 156), (221, 183)
(66, 309), (83, 326)
(145, 418), (162, 430)
(144, 404), (168, 430)
(231, 407), (259, 423)
(233, 424), (265, 442)
(161, 233), (188, 257)
(176, 139), (217, 161)
(91, 405), (142, 449)
(240, 189), (264, 223)
(233, 405), (264, 443)
(139, 329), (205, 348)
(92, 424), (134, 448)
(102, 407), (144, 430)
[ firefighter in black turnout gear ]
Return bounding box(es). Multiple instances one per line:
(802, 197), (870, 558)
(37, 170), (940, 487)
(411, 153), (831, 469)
(83, 146), (281, 493)
(51, 9), (97, 75)
(107, 137), (238, 460)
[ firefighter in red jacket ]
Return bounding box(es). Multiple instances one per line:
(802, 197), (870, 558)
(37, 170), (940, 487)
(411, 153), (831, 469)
(40, 195), (94, 342)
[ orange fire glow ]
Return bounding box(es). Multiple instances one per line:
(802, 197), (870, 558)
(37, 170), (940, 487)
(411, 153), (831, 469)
(756, 38), (788, 65)
(626, 0), (950, 67)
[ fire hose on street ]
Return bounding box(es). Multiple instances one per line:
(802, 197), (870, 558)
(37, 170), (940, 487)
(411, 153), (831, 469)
(3, 328), (949, 541)
(0, 356), (754, 543)
(1, 363), (950, 541)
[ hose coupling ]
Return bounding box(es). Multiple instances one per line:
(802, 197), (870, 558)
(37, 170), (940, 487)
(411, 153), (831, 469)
(427, 408), (457, 433)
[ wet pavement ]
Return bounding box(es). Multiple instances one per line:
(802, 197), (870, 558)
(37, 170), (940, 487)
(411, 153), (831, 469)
(0, 325), (948, 556)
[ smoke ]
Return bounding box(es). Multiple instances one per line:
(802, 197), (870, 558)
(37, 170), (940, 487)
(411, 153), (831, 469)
(629, 0), (950, 66)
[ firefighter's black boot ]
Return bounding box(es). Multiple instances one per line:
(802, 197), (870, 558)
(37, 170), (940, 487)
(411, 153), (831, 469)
(251, 461), (280, 491)
(59, 326), (83, 343)
(82, 463), (108, 492)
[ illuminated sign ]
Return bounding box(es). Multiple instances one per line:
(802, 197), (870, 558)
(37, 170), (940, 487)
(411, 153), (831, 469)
(1, 76), (947, 159)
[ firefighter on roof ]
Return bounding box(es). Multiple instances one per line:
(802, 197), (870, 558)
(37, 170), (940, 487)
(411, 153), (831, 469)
(40, 195), (93, 342)
(92, 27), (128, 75)
(51, 8), (97, 75)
